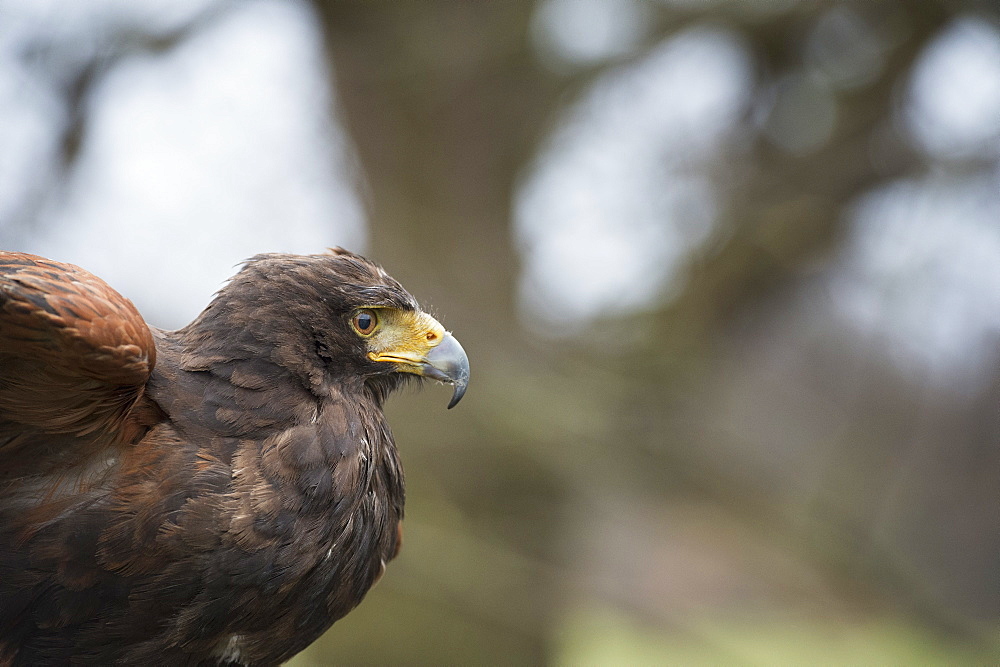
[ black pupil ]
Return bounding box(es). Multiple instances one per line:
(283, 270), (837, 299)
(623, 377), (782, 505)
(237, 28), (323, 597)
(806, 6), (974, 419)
(356, 312), (373, 332)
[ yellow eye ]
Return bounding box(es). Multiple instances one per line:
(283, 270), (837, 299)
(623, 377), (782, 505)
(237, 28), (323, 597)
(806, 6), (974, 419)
(352, 309), (378, 336)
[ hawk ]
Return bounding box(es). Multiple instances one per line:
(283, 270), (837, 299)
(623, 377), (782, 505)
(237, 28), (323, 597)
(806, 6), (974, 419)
(0, 248), (468, 665)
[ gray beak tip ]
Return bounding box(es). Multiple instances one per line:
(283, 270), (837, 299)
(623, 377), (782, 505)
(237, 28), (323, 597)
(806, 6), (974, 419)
(422, 332), (470, 409)
(446, 378), (468, 409)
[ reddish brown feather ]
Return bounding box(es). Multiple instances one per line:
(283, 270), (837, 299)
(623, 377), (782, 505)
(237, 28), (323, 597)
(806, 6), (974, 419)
(0, 252), (154, 460)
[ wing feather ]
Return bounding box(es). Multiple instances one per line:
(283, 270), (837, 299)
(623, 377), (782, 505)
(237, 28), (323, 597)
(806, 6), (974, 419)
(0, 252), (155, 471)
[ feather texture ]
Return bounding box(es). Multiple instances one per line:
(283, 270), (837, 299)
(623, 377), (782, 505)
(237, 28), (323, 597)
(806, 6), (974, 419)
(0, 249), (452, 666)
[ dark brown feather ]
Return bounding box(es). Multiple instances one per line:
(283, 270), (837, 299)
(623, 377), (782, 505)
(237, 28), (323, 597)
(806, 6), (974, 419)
(0, 249), (426, 666)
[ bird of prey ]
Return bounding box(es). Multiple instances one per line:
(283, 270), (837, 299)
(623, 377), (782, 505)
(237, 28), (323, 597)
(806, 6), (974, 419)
(0, 249), (469, 665)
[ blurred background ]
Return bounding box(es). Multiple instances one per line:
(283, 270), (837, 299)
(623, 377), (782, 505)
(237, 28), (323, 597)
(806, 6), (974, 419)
(1, 0), (998, 663)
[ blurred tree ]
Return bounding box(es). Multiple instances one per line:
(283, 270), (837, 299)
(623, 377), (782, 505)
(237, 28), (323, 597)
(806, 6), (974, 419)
(311, 5), (572, 661)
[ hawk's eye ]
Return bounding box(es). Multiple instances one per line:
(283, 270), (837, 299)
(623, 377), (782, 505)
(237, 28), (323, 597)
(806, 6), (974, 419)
(352, 309), (378, 336)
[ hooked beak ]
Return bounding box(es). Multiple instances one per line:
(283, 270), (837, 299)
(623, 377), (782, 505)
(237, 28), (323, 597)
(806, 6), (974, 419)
(366, 309), (470, 408)
(419, 333), (469, 408)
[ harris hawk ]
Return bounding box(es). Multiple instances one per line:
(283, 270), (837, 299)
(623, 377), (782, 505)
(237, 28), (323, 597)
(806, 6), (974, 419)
(0, 249), (469, 665)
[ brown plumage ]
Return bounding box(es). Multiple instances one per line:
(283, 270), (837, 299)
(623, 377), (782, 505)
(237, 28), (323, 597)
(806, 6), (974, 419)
(0, 249), (469, 666)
